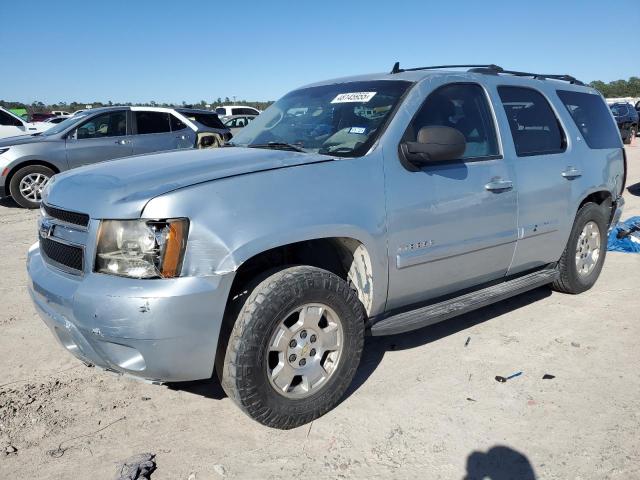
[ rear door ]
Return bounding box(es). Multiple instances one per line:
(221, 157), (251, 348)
(169, 114), (196, 149)
(65, 110), (132, 168)
(384, 82), (518, 309)
(495, 86), (577, 274)
(131, 111), (177, 154)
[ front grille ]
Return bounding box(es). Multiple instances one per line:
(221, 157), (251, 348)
(43, 203), (89, 228)
(40, 236), (83, 272)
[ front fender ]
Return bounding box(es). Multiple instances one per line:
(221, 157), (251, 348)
(143, 154), (389, 315)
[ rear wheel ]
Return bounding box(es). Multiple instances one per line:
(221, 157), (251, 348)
(553, 202), (608, 294)
(220, 266), (365, 429)
(9, 165), (54, 209)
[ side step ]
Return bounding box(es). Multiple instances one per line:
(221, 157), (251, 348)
(370, 269), (559, 336)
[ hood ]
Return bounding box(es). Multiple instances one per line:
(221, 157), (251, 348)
(45, 147), (333, 218)
(0, 133), (56, 147)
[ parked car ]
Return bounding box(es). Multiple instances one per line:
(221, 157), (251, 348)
(222, 114), (256, 135)
(27, 64), (625, 429)
(609, 102), (638, 144)
(0, 107), (49, 139)
(215, 105), (261, 116)
(51, 110), (72, 117)
(30, 112), (56, 122)
(43, 116), (68, 125)
(0, 106), (231, 208)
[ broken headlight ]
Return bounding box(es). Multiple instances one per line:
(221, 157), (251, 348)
(95, 219), (189, 279)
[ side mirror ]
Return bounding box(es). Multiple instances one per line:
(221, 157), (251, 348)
(400, 126), (466, 165)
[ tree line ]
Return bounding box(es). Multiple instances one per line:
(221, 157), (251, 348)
(0, 98), (274, 114)
(589, 77), (640, 98)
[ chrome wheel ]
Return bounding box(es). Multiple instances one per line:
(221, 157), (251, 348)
(267, 303), (343, 398)
(575, 221), (601, 276)
(19, 173), (49, 202)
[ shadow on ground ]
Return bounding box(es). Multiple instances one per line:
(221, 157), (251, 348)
(627, 182), (640, 197)
(464, 445), (536, 480)
(173, 286), (552, 403)
(342, 286), (552, 401)
(0, 197), (21, 208)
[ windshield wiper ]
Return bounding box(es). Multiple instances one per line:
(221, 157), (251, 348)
(248, 142), (307, 153)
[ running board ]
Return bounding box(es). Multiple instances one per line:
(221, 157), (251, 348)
(370, 269), (559, 336)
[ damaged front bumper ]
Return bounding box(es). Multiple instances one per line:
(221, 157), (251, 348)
(27, 243), (234, 382)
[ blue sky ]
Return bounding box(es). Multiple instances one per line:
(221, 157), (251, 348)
(1, 0), (637, 104)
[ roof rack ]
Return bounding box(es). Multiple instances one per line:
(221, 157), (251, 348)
(389, 62), (584, 85)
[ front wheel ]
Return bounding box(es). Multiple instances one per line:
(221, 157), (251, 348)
(220, 266), (365, 429)
(553, 202), (608, 294)
(9, 164), (54, 209)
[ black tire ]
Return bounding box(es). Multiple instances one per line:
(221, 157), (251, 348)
(220, 266), (365, 429)
(553, 202), (608, 294)
(9, 164), (54, 209)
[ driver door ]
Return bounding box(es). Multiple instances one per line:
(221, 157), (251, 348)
(65, 110), (133, 168)
(384, 82), (518, 310)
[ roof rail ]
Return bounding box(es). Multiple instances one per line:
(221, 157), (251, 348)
(389, 62), (584, 85)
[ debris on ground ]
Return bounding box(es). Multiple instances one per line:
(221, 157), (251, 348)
(608, 216), (640, 253)
(212, 464), (226, 477)
(5, 445), (17, 455)
(571, 341), (581, 348)
(542, 374), (556, 380)
(466, 397), (476, 402)
(115, 453), (156, 480)
(495, 371), (523, 383)
(464, 337), (471, 347)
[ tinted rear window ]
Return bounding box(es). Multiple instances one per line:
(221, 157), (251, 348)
(557, 91), (621, 149)
(136, 111), (171, 134)
(179, 112), (225, 129)
(498, 86), (565, 156)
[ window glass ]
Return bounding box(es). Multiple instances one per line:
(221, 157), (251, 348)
(609, 104), (628, 116)
(231, 80), (412, 157)
(177, 111), (226, 129)
(76, 111), (126, 139)
(135, 111), (171, 134)
(557, 91), (621, 149)
(232, 108), (258, 115)
(405, 83), (499, 159)
(0, 110), (23, 127)
(170, 115), (188, 131)
(215, 107), (226, 115)
(498, 86), (565, 156)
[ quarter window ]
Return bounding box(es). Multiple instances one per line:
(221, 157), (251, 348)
(498, 86), (565, 156)
(135, 111), (171, 134)
(557, 90), (621, 149)
(76, 111), (127, 139)
(170, 115), (188, 131)
(405, 83), (499, 159)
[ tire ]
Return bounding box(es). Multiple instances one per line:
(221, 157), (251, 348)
(220, 266), (365, 429)
(553, 202), (608, 294)
(9, 164), (54, 209)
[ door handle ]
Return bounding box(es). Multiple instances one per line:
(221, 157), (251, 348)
(176, 135), (186, 140)
(115, 139), (131, 145)
(561, 167), (582, 179)
(485, 179), (513, 192)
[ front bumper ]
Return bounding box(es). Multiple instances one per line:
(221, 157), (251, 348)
(27, 243), (234, 382)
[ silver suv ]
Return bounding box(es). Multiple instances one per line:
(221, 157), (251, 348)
(27, 64), (625, 429)
(0, 106), (230, 208)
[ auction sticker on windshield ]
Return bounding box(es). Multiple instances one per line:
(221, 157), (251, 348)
(331, 92), (377, 103)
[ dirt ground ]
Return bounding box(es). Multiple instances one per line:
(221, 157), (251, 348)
(1, 146), (639, 480)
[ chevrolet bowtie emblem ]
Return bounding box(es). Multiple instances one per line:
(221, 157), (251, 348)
(40, 219), (55, 238)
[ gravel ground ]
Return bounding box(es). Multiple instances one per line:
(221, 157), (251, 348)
(1, 146), (639, 479)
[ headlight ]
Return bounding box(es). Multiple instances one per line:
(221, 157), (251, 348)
(95, 218), (189, 278)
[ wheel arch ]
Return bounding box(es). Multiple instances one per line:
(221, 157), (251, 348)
(5, 160), (60, 194)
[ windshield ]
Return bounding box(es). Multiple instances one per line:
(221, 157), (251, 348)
(230, 80), (412, 156)
(41, 112), (91, 136)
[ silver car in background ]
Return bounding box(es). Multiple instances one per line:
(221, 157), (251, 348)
(0, 106), (231, 208)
